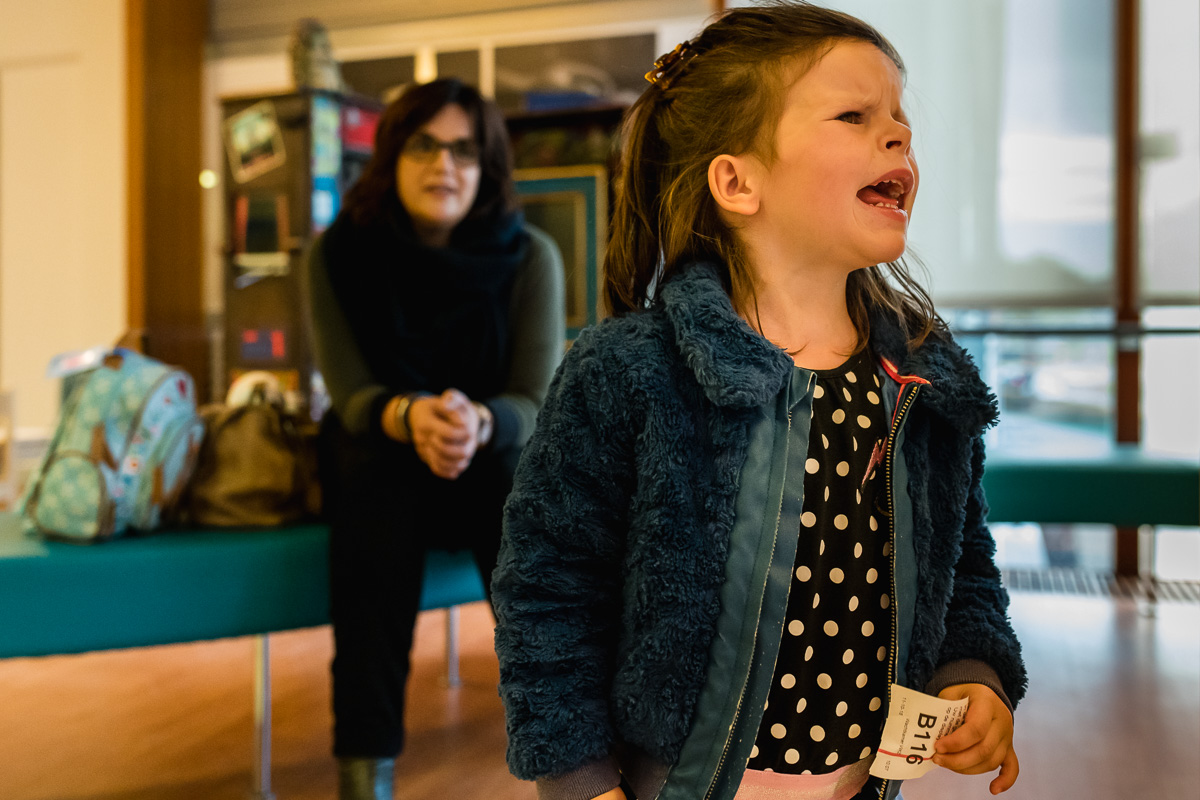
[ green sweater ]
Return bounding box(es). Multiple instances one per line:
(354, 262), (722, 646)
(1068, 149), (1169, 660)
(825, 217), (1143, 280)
(304, 224), (565, 452)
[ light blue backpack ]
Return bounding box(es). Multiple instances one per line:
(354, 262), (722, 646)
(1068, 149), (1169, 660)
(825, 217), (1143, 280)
(19, 349), (205, 542)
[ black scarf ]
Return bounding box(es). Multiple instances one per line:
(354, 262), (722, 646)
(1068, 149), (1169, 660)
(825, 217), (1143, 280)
(322, 195), (529, 399)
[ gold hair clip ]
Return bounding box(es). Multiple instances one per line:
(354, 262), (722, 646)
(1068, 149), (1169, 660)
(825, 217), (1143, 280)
(645, 40), (701, 90)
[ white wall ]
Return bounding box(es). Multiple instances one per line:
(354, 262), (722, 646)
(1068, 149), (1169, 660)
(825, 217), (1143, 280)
(0, 0), (126, 435)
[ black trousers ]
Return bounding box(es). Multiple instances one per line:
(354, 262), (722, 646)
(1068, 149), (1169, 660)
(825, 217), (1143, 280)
(320, 415), (515, 758)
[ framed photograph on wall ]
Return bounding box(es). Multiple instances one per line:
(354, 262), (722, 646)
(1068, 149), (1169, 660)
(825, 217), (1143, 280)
(223, 100), (287, 184)
(514, 165), (608, 341)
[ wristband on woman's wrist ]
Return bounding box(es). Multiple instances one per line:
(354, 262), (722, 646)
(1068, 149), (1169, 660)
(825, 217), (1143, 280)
(383, 392), (429, 444)
(473, 401), (494, 447)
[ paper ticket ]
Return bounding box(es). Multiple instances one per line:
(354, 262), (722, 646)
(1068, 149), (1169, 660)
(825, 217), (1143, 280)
(868, 684), (969, 780)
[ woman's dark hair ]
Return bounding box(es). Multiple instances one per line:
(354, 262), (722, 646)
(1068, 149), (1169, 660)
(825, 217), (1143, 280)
(605, 1), (942, 350)
(342, 78), (519, 228)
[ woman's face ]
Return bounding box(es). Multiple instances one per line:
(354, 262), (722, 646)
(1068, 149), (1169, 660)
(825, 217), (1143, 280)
(395, 103), (482, 247)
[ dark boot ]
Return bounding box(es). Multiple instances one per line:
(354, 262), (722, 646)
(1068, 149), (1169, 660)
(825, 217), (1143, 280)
(338, 757), (395, 800)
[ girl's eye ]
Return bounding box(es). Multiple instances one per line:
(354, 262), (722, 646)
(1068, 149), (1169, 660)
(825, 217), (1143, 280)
(837, 111), (864, 124)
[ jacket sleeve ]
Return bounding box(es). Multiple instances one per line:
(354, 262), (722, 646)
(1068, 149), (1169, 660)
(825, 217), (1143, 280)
(492, 326), (633, 797)
(932, 434), (1027, 707)
(302, 234), (390, 437)
(486, 225), (566, 454)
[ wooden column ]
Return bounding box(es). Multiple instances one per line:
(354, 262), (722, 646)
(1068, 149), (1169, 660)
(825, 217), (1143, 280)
(126, 0), (210, 402)
(1114, 0), (1141, 576)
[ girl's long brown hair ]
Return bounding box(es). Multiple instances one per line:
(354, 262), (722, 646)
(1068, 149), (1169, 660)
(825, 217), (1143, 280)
(604, 1), (943, 350)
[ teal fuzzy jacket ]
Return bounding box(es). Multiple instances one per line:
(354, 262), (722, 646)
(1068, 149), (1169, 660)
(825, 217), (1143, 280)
(493, 262), (1026, 798)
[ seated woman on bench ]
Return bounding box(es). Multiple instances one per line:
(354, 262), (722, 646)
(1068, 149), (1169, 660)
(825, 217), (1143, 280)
(305, 78), (564, 800)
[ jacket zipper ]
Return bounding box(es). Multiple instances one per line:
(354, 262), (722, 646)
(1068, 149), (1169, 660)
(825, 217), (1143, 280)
(877, 382), (921, 800)
(701, 400), (798, 800)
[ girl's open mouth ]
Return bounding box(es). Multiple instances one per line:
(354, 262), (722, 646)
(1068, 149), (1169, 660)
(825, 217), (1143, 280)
(856, 169), (914, 214)
(856, 179), (906, 210)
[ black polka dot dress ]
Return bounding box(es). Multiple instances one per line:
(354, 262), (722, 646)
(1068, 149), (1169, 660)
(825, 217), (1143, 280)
(747, 349), (892, 778)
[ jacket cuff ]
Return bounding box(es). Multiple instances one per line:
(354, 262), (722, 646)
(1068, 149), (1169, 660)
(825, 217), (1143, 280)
(536, 756), (621, 800)
(924, 658), (1013, 714)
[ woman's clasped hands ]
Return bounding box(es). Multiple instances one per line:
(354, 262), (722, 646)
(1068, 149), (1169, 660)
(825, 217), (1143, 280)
(408, 388), (482, 480)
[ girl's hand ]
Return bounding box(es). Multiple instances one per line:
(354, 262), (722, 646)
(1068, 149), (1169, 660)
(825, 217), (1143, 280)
(408, 389), (480, 479)
(932, 683), (1019, 794)
(591, 789), (626, 800)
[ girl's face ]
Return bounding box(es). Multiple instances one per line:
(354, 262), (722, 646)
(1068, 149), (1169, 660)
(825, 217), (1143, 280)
(755, 40), (918, 272)
(395, 103), (482, 247)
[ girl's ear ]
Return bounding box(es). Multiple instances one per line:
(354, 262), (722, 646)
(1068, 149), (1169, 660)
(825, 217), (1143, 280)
(708, 153), (762, 217)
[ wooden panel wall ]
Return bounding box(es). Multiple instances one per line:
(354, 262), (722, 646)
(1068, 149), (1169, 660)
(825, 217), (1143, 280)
(127, 0), (210, 401)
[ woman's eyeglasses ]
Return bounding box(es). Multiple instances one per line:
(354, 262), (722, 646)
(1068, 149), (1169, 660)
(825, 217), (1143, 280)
(402, 133), (481, 166)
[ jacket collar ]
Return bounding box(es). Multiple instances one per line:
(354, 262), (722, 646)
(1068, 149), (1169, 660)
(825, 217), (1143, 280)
(660, 262), (998, 435)
(659, 262), (793, 409)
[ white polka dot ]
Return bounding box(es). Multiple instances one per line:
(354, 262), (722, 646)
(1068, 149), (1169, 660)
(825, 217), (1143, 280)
(842, 649), (854, 665)
(785, 748), (800, 765)
(856, 673), (868, 688)
(848, 724), (862, 738)
(873, 374), (881, 387)
(857, 415), (872, 428)
(824, 620), (839, 636)
(806, 458), (820, 474)
(856, 490), (862, 504)
(772, 723), (788, 739)
(867, 391), (880, 404)
(830, 567), (845, 583)
(862, 621), (875, 636)
(810, 725), (826, 742)
(814, 384), (825, 399)
(882, 541), (891, 556)
(842, 387), (853, 402)
(866, 568), (879, 584)
(870, 697), (882, 711)
(751, 745), (759, 758)
(805, 646), (814, 661)
(854, 543), (863, 558)
(836, 461), (850, 477)
(822, 434), (829, 449)
(846, 371), (858, 383)
(796, 565), (812, 581)
(836, 700), (849, 716)
(869, 516), (878, 531)
(817, 673), (832, 689)
(813, 593), (821, 609)
(861, 747), (873, 759)
(789, 619), (804, 636)
(826, 752), (840, 766)
(781, 673), (796, 689)
(765, 699), (770, 710)
(820, 539), (826, 555)
(853, 437), (859, 452)
(848, 596), (859, 611)
(796, 697), (807, 713)
(834, 514), (848, 530)
(877, 646), (887, 661)
(801, 511), (817, 528)
(881, 594), (890, 609)
(832, 409), (846, 424)
(824, 486), (830, 501)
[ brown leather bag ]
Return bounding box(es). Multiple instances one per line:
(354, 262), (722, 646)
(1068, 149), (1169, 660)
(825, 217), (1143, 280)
(180, 393), (319, 527)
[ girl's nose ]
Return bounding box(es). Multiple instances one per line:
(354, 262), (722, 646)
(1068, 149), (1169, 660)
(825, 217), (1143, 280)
(885, 120), (912, 151)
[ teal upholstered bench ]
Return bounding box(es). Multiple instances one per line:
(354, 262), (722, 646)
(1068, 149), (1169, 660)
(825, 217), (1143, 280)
(983, 445), (1198, 527)
(0, 513), (486, 799)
